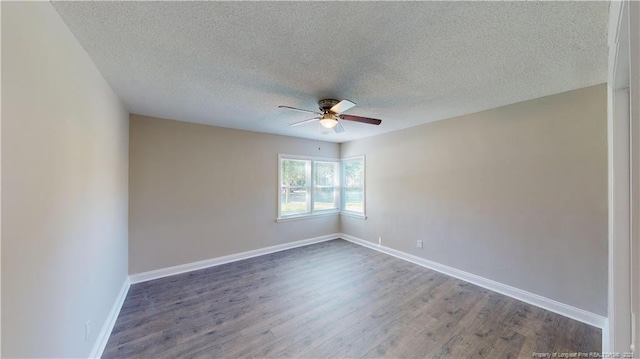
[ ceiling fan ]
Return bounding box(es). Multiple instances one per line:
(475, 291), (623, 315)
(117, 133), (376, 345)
(279, 99), (382, 133)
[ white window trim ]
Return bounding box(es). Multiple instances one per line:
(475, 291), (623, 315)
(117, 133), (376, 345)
(275, 210), (339, 223)
(341, 211), (367, 220)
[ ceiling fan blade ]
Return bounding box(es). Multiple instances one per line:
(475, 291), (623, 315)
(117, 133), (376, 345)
(279, 105), (322, 115)
(289, 117), (319, 127)
(339, 114), (382, 125)
(330, 99), (356, 114)
(333, 121), (345, 133)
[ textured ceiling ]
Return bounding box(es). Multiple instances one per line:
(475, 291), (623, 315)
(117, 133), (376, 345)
(52, 1), (609, 143)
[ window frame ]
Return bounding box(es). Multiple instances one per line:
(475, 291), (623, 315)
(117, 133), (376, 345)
(313, 160), (341, 213)
(277, 154), (341, 222)
(340, 155), (367, 219)
(279, 157), (312, 217)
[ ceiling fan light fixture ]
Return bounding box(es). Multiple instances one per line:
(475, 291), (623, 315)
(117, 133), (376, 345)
(279, 99), (382, 131)
(319, 113), (338, 129)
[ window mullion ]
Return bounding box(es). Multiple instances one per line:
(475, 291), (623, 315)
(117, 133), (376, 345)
(340, 160), (344, 212)
(307, 159), (313, 214)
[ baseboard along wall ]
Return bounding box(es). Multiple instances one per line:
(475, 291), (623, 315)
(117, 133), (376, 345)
(339, 234), (607, 329)
(93, 233), (607, 358)
(128, 234), (340, 284)
(90, 277), (130, 359)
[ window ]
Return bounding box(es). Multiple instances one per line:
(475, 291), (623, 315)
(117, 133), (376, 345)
(279, 158), (311, 216)
(342, 156), (365, 216)
(279, 156), (340, 219)
(278, 154), (365, 221)
(313, 161), (340, 211)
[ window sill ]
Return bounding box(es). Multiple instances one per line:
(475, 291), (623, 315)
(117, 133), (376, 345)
(276, 211), (367, 223)
(276, 211), (340, 223)
(340, 211), (367, 220)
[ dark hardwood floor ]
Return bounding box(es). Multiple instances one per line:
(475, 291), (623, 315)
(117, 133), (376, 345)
(103, 239), (601, 358)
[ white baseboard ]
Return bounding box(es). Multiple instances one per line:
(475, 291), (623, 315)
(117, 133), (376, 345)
(339, 233), (607, 330)
(89, 277), (130, 359)
(601, 318), (610, 353)
(129, 234), (340, 284)
(127, 233), (607, 329)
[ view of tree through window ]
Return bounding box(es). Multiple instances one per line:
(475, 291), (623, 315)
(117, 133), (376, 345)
(280, 159), (310, 216)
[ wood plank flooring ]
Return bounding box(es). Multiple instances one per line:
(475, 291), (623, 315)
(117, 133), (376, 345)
(103, 239), (601, 358)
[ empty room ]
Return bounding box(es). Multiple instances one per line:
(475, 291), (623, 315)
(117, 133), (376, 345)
(2, 1), (639, 358)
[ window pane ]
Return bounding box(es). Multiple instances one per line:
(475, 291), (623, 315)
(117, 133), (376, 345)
(344, 187), (364, 213)
(314, 161), (337, 186)
(280, 159), (310, 216)
(344, 160), (364, 187)
(314, 187), (338, 211)
(281, 159), (308, 187)
(281, 187), (309, 215)
(314, 161), (339, 211)
(343, 158), (364, 214)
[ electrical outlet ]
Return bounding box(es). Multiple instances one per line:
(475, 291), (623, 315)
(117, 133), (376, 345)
(85, 320), (91, 342)
(417, 240), (423, 248)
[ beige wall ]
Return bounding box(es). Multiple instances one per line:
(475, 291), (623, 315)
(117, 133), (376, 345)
(1, 2), (129, 357)
(129, 115), (340, 274)
(341, 84), (608, 316)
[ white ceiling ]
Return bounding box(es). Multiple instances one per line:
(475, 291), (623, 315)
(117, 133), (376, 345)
(51, 1), (609, 143)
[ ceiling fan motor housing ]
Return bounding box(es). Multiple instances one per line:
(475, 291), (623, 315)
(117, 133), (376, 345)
(318, 99), (340, 112)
